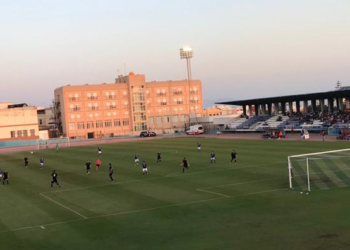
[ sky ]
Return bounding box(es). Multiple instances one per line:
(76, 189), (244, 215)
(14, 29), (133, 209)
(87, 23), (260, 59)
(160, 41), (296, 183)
(0, 0), (349, 108)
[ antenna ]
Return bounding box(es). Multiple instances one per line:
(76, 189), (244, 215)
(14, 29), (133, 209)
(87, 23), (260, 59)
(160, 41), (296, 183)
(336, 80), (341, 90)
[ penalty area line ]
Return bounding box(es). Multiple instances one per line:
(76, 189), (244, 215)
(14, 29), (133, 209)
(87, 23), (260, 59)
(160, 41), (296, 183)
(196, 189), (229, 197)
(39, 193), (88, 220)
(1, 188), (288, 234)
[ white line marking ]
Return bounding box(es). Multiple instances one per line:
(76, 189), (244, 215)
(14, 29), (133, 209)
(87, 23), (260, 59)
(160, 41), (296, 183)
(205, 177), (283, 189)
(196, 189), (229, 197)
(40, 193), (88, 220)
(1, 187), (288, 234)
(42, 161), (285, 195)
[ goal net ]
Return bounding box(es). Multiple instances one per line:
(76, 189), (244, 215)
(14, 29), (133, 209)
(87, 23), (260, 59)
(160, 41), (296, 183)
(288, 149), (350, 192)
(36, 138), (71, 150)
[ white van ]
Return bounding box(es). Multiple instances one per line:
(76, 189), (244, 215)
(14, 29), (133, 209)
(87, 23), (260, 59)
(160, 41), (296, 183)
(186, 125), (204, 135)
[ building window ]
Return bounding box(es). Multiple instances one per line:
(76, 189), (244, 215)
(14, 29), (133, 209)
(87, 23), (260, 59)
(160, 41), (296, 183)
(165, 116), (170, 123)
(10, 131), (16, 138)
(87, 121), (94, 129)
(149, 117), (154, 124)
(23, 130), (28, 137)
(77, 122), (85, 130)
(105, 120), (112, 127)
(180, 115), (186, 122)
(190, 87), (198, 94)
(172, 115), (179, 123)
(70, 104), (80, 111)
(88, 93), (98, 100)
(173, 88), (182, 95)
(96, 121), (103, 128)
(68, 123), (75, 131)
(69, 94), (79, 101)
(156, 116), (162, 124)
(123, 119), (129, 126)
(114, 119), (121, 127)
(30, 129), (35, 136)
(17, 131), (23, 137)
(39, 119), (43, 125)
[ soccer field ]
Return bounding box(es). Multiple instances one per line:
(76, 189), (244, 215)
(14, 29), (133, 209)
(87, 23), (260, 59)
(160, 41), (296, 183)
(0, 137), (350, 250)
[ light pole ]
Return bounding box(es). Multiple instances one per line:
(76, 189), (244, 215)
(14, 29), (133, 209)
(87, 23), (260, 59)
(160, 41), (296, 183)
(180, 46), (194, 126)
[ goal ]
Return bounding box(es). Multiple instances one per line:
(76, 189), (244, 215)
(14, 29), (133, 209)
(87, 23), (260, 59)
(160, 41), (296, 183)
(36, 138), (71, 150)
(288, 148), (350, 192)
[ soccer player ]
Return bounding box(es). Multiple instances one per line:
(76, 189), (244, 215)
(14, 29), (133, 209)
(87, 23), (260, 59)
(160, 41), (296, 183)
(109, 163), (114, 181)
(24, 157), (29, 168)
(230, 150), (237, 164)
(156, 152), (162, 163)
(210, 151), (216, 163)
(51, 170), (61, 188)
(40, 156), (44, 169)
(142, 160), (148, 175)
(55, 143), (59, 153)
(95, 158), (101, 172)
(86, 160), (91, 174)
(182, 157), (189, 173)
(197, 142), (201, 151)
(134, 153), (139, 165)
(3, 170), (9, 185)
(98, 147), (102, 156)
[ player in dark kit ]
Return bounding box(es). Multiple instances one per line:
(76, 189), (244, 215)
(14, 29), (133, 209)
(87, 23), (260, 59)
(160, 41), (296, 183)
(210, 151), (216, 163)
(3, 171), (9, 185)
(134, 153), (139, 165)
(182, 157), (189, 173)
(230, 150), (237, 164)
(156, 152), (162, 163)
(51, 170), (61, 188)
(109, 163), (114, 181)
(40, 156), (44, 169)
(86, 161), (91, 175)
(24, 157), (29, 168)
(197, 142), (201, 151)
(98, 147), (102, 156)
(142, 161), (148, 175)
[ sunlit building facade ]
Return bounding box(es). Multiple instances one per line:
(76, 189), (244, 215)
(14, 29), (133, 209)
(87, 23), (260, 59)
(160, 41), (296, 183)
(0, 103), (39, 141)
(54, 72), (203, 138)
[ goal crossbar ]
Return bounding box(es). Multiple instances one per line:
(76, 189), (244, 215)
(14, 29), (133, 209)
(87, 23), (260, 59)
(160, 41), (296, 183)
(288, 148), (350, 191)
(288, 148), (350, 159)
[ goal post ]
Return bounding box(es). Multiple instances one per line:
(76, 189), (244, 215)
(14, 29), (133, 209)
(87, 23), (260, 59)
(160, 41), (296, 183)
(36, 137), (71, 150)
(288, 148), (350, 192)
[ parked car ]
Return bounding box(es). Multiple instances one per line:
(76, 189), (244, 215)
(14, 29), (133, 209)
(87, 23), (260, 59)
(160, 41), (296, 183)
(186, 125), (204, 135)
(140, 131), (157, 137)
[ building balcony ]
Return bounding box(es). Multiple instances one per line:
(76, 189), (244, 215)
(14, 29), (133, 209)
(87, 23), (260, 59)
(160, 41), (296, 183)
(157, 93), (167, 96)
(88, 107), (99, 110)
(173, 91), (182, 95)
(70, 108), (81, 111)
(106, 95), (116, 99)
(69, 97), (79, 101)
(87, 96), (98, 100)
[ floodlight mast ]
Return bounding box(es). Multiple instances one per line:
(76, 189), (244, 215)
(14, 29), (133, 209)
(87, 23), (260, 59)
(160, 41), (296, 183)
(180, 46), (194, 127)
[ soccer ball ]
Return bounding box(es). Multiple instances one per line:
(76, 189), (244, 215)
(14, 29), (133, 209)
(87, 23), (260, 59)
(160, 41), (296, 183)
(31, 151), (33, 154)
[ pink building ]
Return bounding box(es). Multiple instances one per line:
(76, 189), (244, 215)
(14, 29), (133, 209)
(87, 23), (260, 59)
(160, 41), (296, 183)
(54, 72), (203, 138)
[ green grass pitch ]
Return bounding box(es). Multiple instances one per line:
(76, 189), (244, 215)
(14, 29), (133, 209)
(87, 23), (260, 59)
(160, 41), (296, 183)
(1, 137), (350, 250)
